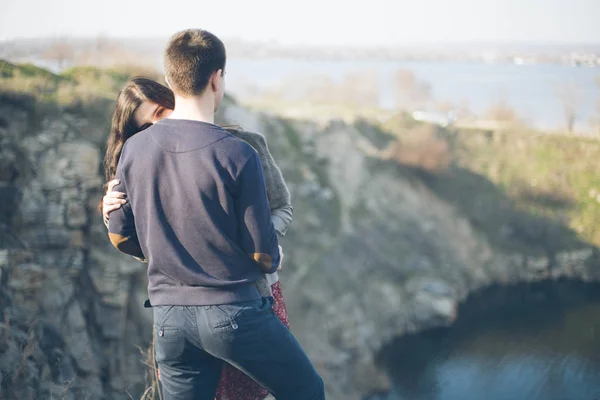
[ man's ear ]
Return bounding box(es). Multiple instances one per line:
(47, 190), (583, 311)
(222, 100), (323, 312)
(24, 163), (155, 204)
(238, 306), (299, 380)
(211, 69), (222, 93)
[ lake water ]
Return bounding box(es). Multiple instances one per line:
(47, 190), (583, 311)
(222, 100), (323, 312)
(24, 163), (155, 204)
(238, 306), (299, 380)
(377, 281), (600, 400)
(226, 58), (600, 132)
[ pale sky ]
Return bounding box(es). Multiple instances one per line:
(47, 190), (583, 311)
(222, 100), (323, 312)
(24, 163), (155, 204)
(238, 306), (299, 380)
(1, 0), (599, 46)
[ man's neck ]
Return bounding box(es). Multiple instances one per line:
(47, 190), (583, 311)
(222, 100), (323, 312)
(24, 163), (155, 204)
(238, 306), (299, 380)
(168, 96), (215, 124)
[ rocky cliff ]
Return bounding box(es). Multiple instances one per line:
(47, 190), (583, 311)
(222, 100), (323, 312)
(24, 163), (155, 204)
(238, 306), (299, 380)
(220, 104), (600, 399)
(0, 92), (156, 399)
(1, 82), (599, 399)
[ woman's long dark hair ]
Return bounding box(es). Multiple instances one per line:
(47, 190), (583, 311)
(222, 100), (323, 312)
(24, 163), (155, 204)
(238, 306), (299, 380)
(103, 77), (175, 184)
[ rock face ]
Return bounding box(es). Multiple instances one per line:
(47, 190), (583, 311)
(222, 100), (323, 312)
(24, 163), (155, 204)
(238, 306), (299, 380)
(0, 107), (152, 399)
(1, 95), (599, 400)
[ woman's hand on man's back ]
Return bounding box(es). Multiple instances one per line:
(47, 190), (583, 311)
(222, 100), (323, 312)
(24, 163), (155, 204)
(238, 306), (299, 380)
(102, 179), (127, 225)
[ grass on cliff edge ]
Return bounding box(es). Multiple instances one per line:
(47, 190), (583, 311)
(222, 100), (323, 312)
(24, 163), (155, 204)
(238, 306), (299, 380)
(382, 114), (600, 253)
(0, 59), (166, 126)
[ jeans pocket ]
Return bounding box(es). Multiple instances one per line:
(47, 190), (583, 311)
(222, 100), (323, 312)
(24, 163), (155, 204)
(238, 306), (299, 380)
(212, 305), (243, 330)
(211, 299), (264, 331)
(154, 325), (185, 363)
(153, 306), (186, 363)
(212, 299), (275, 332)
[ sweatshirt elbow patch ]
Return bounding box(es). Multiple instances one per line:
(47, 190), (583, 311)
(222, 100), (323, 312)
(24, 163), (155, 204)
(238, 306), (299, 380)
(109, 232), (144, 258)
(250, 252), (275, 271)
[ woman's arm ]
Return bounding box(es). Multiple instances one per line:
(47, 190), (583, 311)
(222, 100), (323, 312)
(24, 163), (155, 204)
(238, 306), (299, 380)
(233, 130), (294, 236)
(271, 205), (293, 237)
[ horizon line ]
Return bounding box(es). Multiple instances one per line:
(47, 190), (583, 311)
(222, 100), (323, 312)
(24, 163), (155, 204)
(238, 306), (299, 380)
(1, 34), (600, 48)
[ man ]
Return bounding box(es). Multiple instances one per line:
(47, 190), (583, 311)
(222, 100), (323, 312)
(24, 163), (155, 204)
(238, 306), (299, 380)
(108, 29), (324, 400)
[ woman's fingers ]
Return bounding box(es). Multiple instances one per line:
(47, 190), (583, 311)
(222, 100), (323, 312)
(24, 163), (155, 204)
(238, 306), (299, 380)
(103, 203), (122, 214)
(104, 194), (126, 206)
(102, 179), (125, 224)
(106, 191), (127, 201)
(107, 179), (121, 192)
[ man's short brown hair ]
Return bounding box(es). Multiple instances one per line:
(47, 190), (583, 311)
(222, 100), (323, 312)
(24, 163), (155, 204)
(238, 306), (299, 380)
(164, 29), (226, 97)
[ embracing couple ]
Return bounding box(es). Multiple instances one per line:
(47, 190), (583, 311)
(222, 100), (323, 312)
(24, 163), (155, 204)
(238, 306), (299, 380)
(100, 29), (325, 400)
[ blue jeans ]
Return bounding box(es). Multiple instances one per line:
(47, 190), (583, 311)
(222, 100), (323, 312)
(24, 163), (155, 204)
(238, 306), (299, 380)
(153, 297), (325, 400)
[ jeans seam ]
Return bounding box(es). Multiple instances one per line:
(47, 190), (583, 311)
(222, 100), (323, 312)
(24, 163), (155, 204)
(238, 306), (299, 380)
(188, 306), (200, 346)
(192, 307), (206, 349)
(215, 305), (243, 319)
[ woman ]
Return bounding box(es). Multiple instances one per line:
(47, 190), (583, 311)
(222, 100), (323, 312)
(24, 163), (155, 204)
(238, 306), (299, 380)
(101, 77), (292, 400)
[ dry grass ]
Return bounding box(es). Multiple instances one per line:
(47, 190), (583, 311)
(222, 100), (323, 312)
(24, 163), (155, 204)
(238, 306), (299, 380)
(138, 335), (161, 400)
(382, 123), (451, 173)
(485, 99), (523, 124)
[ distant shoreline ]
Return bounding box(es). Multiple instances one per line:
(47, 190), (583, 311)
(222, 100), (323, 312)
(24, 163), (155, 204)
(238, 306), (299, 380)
(1, 37), (600, 68)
